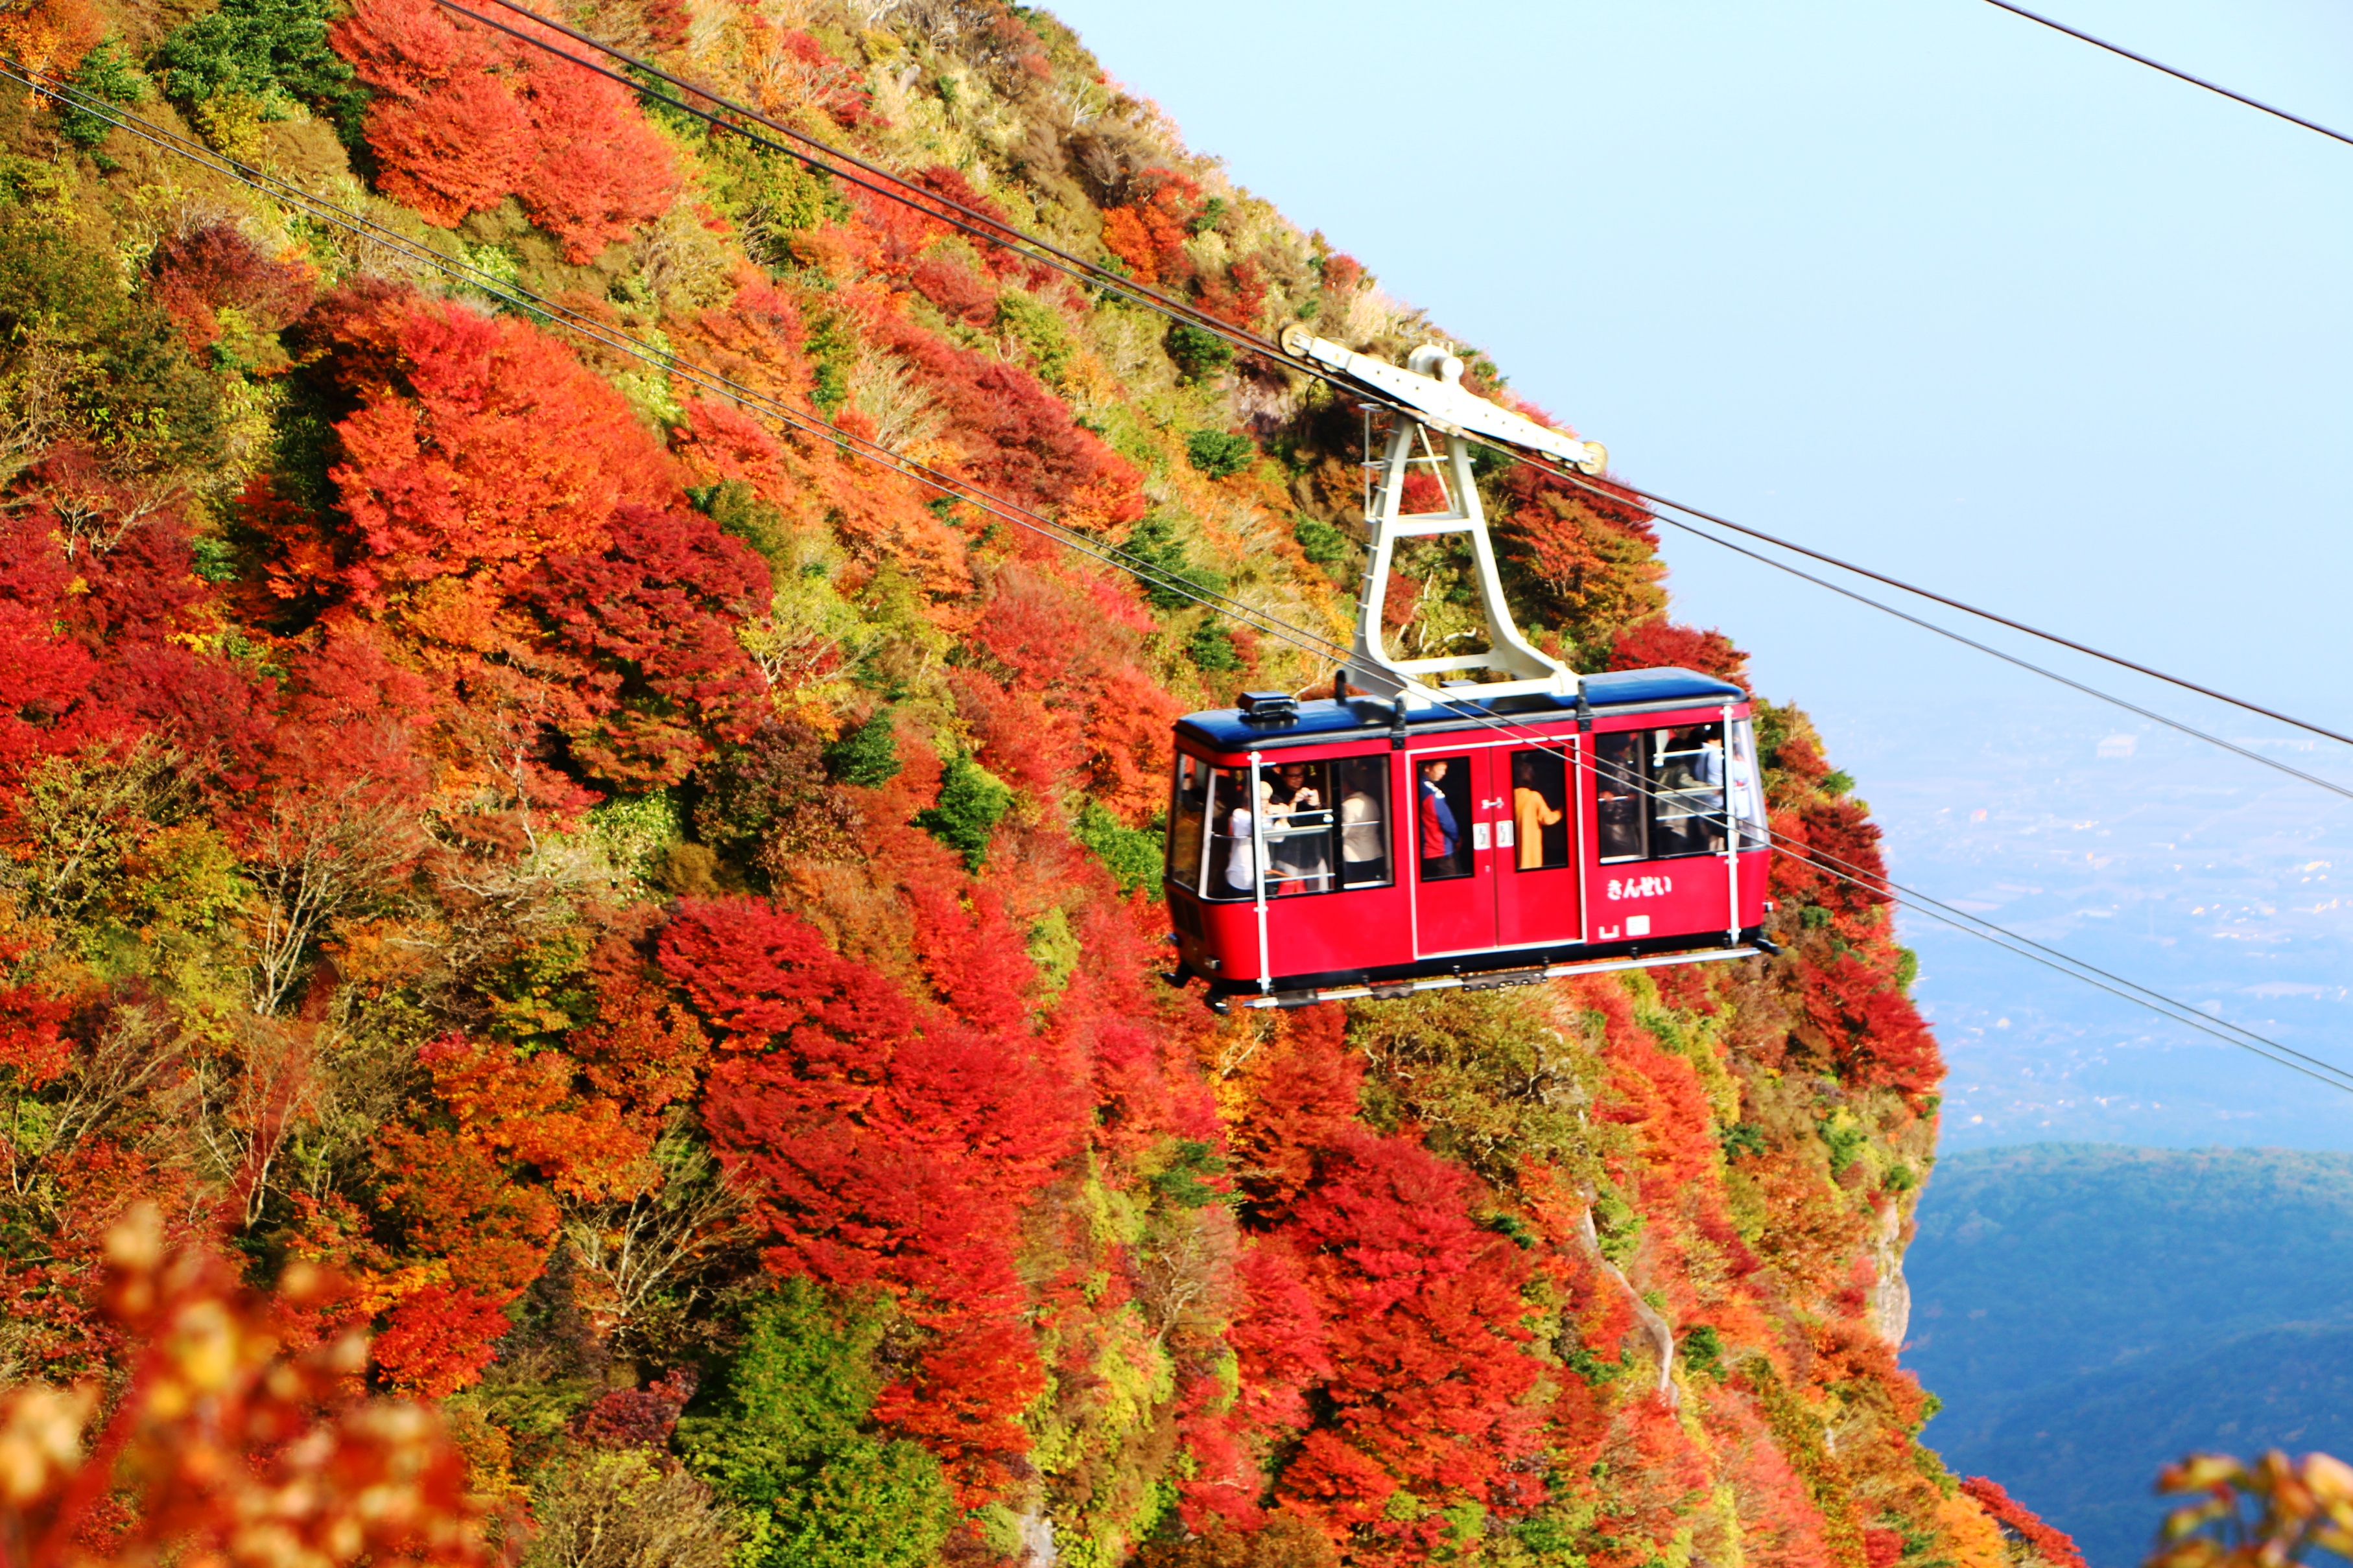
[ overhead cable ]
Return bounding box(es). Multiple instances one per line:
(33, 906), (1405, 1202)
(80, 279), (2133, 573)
(1539, 470), (2353, 805)
(436, 0), (1276, 368)
(19, 59), (2346, 1100)
(1980, 0), (2353, 151)
(444, 0), (2353, 766)
(452, 0), (2353, 766)
(1552, 467), (2353, 753)
(1771, 830), (2353, 1096)
(0, 60), (1351, 675)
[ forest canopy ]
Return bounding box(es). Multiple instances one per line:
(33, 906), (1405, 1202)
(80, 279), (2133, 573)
(0, 0), (2085, 1565)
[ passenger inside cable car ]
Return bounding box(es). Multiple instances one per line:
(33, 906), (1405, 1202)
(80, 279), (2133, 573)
(1511, 751), (1567, 870)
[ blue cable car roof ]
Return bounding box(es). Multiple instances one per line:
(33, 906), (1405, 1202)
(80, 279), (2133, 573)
(1174, 667), (1747, 753)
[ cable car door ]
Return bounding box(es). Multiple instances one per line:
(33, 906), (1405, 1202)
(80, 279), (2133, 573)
(1495, 739), (1583, 947)
(1410, 749), (1495, 954)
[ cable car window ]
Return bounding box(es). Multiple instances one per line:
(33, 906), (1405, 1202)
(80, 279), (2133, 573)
(1335, 756), (1392, 888)
(1414, 754), (1474, 882)
(1596, 725), (1735, 861)
(1728, 718), (1767, 850)
(1186, 758), (1397, 900)
(1508, 749), (1570, 870)
(1595, 731), (1648, 862)
(1203, 767), (1262, 899)
(1649, 723), (1728, 859)
(1167, 754), (1211, 892)
(1264, 759), (1334, 895)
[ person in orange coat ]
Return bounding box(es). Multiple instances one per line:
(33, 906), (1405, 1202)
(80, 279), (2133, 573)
(1512, 752), (1563, 870)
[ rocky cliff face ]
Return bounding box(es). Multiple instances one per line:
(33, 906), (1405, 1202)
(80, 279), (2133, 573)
(0, 0), (2079, 1563)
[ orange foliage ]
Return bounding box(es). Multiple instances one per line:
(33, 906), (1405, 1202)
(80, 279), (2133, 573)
(0, 0), (98, 81)
(871, 312), (1143, 522)
(257, 286), (769, 789)
(2147, 1452), (2353, 1568)
(1701, 1381), (1838, 1568)
(1221, 1014), (1549, 1559)
(0, 1205), (497, 1568)
(333, 0), (676, 258)
(1963, 1475), (2089, 1568)
(304, 285), (678, 611)
(662, 892), (1087, 1499)
(1609, 618), (1751, 689)
(149, 225), (316, 351)
(1100, 169), (1200, 288)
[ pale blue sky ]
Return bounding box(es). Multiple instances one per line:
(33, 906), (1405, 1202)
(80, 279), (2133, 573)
(1044, 0), (2353, 1145)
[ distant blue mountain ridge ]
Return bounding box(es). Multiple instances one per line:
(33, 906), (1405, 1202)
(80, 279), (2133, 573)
(1904, 1143), (2353, 1568)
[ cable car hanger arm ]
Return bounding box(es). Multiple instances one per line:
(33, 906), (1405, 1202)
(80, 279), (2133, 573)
(1277, 326), (1607, 475)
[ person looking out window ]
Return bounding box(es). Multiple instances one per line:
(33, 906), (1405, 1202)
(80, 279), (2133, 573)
(1418, 758), (1460, 875)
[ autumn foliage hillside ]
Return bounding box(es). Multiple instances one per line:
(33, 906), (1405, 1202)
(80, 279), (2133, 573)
(0, 0), (2080, 1564)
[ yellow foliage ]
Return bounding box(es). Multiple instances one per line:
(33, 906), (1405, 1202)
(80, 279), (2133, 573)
(1938, 1490), (2012, 1568)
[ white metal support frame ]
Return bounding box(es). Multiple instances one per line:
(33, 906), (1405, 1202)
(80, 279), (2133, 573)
(1721, 703), (1741, 946)
(1247, 750), (1271, 994)
(1280, 327), (1609, 710)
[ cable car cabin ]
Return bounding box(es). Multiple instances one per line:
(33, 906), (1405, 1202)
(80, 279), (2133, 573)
(1163, 668), (1773, 1011)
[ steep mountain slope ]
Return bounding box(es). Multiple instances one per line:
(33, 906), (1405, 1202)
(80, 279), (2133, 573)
(1909, 1144), (2353, 1567)
(0, 0), (2076, 1563)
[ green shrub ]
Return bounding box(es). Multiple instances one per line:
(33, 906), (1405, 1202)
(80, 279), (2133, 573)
(823, 709), (903, 788)
(804, 313), (853, 417)
(702, 138), (847, 252)
(1185, 621), (1240, 672)
(1681, 1324), (1727, 1381)
(1720, 1121), (1768, 1162)
(1819, 1112), (1869, 1176)
(680, 1280), (955, 1568)
(1349, 990), (1600, 1188)
(994, 290), (1073, 386)
(1294, 513), (1349, 568)
(56, 40), (149, 150)
(691, 478), (791, 563)
(1480, 1211), (1537, 1250)
(1165, 322), (1234, 382)
(1123, 513), (1227, 612)
(915, 753), (1012, 869)
(1148, 1139), (1227, 1209)
(1562, 1342), (1629, 1387)
(159, 0), (366, 136)
(1072, 797), (1162, 896)
(1185, 428), (1255, 479)
(0, 209), (221, 472)
(585, 790), (684, 882)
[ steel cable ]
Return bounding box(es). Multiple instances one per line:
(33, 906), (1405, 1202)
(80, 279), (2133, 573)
(1980, 0), (2353, 151)
(0, 64), (1362, 675)
(455, 0), (2353, 764)
(14, 58), (2345, 1097)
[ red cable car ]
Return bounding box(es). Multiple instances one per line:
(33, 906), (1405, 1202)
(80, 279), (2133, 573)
(1163, 335), (1775, 1010)
(1163, 676), (1772, 1010)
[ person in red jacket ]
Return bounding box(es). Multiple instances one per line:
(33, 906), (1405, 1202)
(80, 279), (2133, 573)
(1418, 758), (1461, 876)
